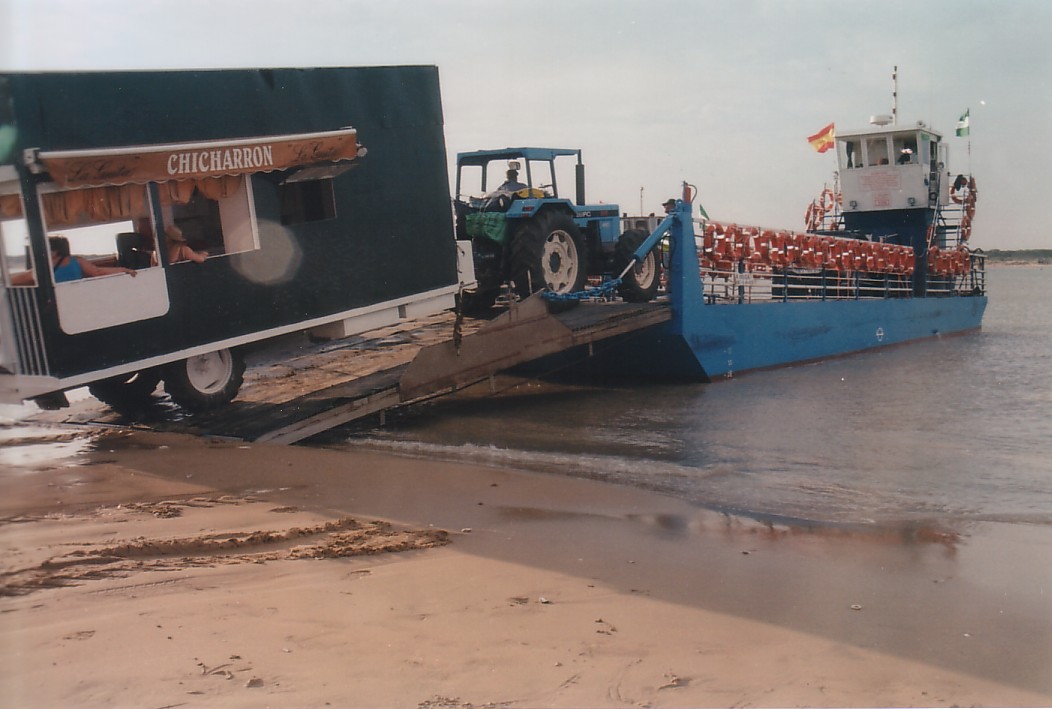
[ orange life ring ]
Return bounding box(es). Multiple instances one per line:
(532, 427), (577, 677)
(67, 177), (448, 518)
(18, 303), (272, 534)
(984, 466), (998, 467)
(928, 248), (948, 275)
(769, 232), (787, 267)
(820, 188), (836, 213)
(735, 228), (753, 260)
(824, 240), (841, 271)
(876, 244), (890, 272)
(786, 232), (805, 266)
(806, 202), (825, 231)
(886, 248), (901, 274)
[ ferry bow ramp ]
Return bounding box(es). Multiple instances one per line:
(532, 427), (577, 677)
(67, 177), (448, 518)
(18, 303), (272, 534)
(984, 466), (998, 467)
(45, 297), (670, 445)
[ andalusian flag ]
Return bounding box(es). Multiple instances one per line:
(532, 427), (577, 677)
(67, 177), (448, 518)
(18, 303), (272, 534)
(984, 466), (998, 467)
(956, 109), (970, 137)
(807, 122), (836, 153)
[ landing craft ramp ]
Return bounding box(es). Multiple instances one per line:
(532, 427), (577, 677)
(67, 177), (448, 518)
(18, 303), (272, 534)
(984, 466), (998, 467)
(40, 297), (670, 444)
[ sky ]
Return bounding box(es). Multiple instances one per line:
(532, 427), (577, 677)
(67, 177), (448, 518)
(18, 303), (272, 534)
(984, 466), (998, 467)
(2, 0), (1050, 250)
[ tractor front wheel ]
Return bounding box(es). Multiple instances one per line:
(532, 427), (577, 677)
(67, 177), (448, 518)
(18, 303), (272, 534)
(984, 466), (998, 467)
(509, 213), (588, 300)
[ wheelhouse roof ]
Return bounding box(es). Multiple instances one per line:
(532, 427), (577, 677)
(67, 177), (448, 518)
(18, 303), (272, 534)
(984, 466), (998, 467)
(836, 123), (944, 140)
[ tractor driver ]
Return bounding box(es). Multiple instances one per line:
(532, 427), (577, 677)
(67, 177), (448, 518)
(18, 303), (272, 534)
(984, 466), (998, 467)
(497, 168), (527, 194)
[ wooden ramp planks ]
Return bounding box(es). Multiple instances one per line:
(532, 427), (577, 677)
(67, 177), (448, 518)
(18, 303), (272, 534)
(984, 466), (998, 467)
(252, 296), (670, 444)
(33, 298), (670, 444)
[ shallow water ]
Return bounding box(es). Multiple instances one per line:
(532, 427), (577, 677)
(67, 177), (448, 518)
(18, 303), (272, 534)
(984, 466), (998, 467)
(336, 266), (1052, 528)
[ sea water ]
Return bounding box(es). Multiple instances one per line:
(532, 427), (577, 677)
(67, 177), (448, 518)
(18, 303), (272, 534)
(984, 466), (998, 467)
(341, 267), (1052, 528)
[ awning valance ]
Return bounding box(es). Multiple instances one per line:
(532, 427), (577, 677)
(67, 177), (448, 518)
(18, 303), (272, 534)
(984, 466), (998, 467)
(29, 128), (364, 189)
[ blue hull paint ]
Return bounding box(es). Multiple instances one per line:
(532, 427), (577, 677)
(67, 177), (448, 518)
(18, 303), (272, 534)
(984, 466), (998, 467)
(676, 294), (986, 379)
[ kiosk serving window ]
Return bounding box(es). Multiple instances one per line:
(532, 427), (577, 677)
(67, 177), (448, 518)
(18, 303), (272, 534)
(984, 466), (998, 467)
(35, 182), (171, 335)
(1, 181), (32, 287)
(162, 175), (259, 258)
(37, 183), (160, 275)
(280, 178), (336, 225)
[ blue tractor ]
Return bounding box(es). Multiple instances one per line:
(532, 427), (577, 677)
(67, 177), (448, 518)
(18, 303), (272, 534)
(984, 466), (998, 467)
(453, 147), (661, 311)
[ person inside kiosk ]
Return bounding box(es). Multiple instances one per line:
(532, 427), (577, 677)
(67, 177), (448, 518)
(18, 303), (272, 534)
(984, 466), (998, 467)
(9, 235), (137, 285)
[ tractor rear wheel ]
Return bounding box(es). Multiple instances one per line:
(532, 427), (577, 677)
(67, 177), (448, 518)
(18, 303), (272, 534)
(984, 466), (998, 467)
(163, 348), (245, 412)
(614, 229), (662, 302)
(509, 213), (588, 300)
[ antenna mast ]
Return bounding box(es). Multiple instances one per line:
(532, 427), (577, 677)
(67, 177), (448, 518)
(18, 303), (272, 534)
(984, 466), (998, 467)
(892, 66), (898, 126)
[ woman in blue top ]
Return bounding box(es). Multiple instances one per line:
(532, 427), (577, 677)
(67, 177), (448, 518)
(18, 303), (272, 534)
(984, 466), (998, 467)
(49, 235), (137, 282)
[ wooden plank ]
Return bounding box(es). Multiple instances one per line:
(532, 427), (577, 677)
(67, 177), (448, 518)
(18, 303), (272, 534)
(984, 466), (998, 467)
(399, 299), (670, 402)
(254, 387), (401, 445)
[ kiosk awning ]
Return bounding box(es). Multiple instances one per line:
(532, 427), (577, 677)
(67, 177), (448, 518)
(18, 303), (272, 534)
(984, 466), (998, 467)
(31, 128), (364, 189)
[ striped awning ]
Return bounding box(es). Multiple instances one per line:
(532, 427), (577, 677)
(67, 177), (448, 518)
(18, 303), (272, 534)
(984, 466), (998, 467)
(30, 128), (364, 189)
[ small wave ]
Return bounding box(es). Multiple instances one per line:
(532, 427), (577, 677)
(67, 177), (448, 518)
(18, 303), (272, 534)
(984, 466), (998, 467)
(332, 437), (726, 492)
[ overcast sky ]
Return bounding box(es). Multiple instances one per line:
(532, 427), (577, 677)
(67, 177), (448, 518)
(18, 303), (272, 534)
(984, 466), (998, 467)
(2, 0), (1050, 249)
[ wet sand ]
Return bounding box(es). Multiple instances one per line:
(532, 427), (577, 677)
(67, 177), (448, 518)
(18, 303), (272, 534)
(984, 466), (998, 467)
(2, 425), (1051, 708)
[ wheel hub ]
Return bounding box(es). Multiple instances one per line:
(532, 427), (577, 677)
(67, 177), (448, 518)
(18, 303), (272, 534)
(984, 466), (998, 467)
(185, 350), (234, 394)
(542, 229), (579, 292)
(635, 253), (658, 288)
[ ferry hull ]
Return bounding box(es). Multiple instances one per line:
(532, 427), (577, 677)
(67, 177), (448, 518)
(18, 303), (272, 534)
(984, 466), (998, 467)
(615, 294), (988, 381)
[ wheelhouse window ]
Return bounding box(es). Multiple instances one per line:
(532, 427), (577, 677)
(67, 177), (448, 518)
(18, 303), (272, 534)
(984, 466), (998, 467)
(892, 133), (919, 165)
(161, 175), (258, 259)
(840, 139), (862, 169)
(866, 137), (891, 166)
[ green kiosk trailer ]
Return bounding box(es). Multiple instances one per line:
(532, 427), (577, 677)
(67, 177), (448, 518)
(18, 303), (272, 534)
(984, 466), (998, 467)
(0, 66), (468, 412)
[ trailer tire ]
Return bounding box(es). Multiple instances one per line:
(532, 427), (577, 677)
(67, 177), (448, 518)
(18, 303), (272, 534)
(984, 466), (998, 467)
(88, 368), (162, 410)
(163, 348), (245, 413)
(614, 229), (662, 302)
(510, 212), (588, 301)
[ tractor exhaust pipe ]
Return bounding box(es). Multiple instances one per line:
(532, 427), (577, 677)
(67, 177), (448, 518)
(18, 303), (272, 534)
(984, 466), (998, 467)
(575, 162), (586, 206)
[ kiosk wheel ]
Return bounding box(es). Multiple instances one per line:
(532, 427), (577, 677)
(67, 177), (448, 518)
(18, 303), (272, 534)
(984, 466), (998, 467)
(88, 369), (162, 410)
(163, 348), (245, 412)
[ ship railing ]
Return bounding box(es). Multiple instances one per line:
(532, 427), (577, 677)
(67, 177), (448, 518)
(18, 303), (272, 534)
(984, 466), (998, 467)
(696, 264), (916, 304)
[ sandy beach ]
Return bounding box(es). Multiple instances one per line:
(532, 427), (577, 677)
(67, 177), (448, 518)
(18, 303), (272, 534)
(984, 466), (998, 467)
(2, 424), (1051, 708)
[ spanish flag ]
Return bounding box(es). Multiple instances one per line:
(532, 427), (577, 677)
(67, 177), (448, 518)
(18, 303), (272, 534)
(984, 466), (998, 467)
(807, 122), (836, 153)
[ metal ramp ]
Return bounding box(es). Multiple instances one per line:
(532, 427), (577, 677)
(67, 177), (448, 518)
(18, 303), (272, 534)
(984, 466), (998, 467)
(52, 296), (670, 445)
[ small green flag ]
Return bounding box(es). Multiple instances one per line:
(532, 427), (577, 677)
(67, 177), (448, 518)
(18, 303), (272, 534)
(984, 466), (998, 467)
(956, 109), (970, 137)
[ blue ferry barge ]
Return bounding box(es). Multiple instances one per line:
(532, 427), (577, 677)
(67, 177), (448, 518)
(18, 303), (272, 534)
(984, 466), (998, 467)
(608, 116), (986, 379)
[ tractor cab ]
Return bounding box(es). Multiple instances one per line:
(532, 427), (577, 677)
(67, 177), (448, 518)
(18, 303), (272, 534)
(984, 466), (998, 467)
(454, 147), (585, 209)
